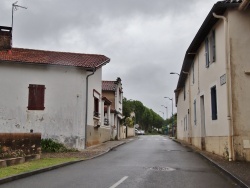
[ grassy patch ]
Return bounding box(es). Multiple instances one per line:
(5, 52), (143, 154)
(0, 158), (78, 179)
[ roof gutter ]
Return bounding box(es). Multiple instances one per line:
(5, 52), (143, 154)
(239, 0), (250, 11)
(84, 58), (110, 148)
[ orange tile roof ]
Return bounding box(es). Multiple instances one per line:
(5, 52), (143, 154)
(102, 81), (116, 91)
(0, 48), (110, 69)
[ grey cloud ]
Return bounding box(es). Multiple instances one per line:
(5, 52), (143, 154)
(0, 0), (218, 114)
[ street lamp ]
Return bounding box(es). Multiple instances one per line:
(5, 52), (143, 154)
(161, 105), (168, 120)
(164, 97), (174, 137)
(159, 111), (164, 119)
(170, 72), (180, 76)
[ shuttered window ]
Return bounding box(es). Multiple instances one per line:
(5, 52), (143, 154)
(211, 86), (217, 120)
(28, 84), (45, 110)
(94, 97), (99, 117)
(205, 30), (216, 68)
(194, 99), (197, 125)
(205, 37), (209, 68)
(211, 30), (216, 62)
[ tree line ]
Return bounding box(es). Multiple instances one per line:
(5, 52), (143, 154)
(122, 98), (177, 134)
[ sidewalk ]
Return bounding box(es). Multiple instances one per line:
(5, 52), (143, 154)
(0, 137), (136, 185)
(173, 138), (250, 188)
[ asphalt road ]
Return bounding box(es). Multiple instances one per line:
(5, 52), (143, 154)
(1, 135), (239, 188)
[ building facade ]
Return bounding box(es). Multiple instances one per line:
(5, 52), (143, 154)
(0, 27), (110, 149)
(175, 0), (250, 161)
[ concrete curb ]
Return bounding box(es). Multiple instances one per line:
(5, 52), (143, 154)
(172, 138), (249, 188)
(199, 153), (249, 188)
(0, 139), (134, 185)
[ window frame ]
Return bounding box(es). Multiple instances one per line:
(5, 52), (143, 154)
(211, 86), (218, 120)
(194, 99), (197, 125)
(205, 30), (216, 68)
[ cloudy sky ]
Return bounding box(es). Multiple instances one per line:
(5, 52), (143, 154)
(0, 0), (219, 118)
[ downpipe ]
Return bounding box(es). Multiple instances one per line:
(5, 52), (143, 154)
(213, 13), (233, 161)
(84, 68), (96, 148)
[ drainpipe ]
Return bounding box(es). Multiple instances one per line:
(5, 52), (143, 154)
(84, 58), (110, 148)
(213, 13), (233, 161)
(84, 68), (96, 148)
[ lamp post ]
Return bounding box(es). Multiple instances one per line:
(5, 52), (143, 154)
(164, 97), (174, 137)
(159, 111), (164, 119)
(161, 105), (168, 120)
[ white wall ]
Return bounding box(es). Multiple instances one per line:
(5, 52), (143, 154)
(228, 9), (250, 161)
(0, 62), (87, 149)
(177, 13), (229, 150)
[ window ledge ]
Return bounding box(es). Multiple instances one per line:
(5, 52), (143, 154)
(244, 71), (250, 75)
(93, 116), (100, 120)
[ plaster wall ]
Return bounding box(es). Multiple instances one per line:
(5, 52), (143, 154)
(228, 9), (250, 161)
(0, 62), (87, 149)
(86, 125), (110, 147)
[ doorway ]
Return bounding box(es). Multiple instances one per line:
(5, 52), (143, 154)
(200, 95), (206, 150)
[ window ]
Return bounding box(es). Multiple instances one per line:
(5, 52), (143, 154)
(210, 30), (216, 63)
(184, 84), (186, 101)
(28, 84), (45, 110)
(205, 37), (209, 68)
(94, 97), (99, 117)
(194, 100), (197, 125)
(184, 117), (186, 131)
(192, 63), (195, 84)
(119, 88), (122, 103)
(211, 86), (217, 120)
(205, 30), (216, 68)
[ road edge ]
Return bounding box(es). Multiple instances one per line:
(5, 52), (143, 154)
(172, 138), (249, 188)
(0, 139), (134, 185)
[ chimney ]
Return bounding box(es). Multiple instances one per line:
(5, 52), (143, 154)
(0, 26), (12, 50)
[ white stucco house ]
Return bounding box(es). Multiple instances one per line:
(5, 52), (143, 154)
(101, 78), (123, 140)
(0, 26), (110, 149)
(175, 0), (250, 161)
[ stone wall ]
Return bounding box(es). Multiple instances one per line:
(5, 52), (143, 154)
(0, 133), (41, 159)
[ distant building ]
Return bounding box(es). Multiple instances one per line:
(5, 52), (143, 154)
(102, 78), (123, 139)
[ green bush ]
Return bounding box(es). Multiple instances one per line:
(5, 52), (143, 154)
(41, 139), (78, 153)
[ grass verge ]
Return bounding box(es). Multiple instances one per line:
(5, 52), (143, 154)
(0, 158), (78, 179)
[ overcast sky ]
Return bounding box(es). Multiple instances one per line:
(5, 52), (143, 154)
(0, 0), (219, 118)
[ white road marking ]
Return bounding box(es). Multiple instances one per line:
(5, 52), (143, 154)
(109, 176), (128, 188)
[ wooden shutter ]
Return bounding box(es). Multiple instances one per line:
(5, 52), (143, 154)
(28, 84), (45, 110)
(205, 38), (209, 68)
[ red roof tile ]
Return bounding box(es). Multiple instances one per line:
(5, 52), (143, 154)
(102, 81), (116, 91)
(0, 48), (110, 69)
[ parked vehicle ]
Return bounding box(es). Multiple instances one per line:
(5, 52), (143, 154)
(135, 129), (145, 135)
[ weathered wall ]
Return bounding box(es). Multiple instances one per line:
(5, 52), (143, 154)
(86, 125), (110, 147)
(205, 136), (229, 158)
(102, 91), (115, 110)
(0, 63), (87, 149)
(0, 133), (41, 159)
(229, 9), (250, 161)
(127, 127), (135, 137)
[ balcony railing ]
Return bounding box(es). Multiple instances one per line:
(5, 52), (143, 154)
(104, 118), (109, 126)
(93, 111), (100, 118)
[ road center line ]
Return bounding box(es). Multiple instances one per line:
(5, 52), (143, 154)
(109, 176), (128, 188)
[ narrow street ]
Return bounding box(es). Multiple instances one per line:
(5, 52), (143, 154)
(1, 135), (239, 188)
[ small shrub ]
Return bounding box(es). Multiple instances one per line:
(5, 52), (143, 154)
(41, 139), (78, 153)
